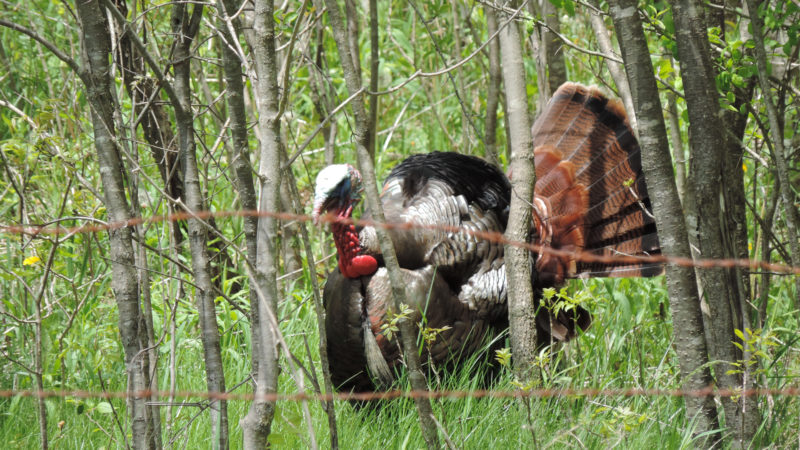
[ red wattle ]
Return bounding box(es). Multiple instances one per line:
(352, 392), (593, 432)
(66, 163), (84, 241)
(331, 207), (378, 279)
(350, 255), (378, 277)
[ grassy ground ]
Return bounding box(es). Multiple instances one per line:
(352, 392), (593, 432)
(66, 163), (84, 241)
(1, 275), (798, 448)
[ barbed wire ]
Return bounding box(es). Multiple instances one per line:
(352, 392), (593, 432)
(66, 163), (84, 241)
(1, 208), (798, 275)
(1, 209), (799, 405)
(2, 386), (800, 403)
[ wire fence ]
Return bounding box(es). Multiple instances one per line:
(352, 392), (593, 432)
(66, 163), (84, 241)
(3, 386), (800, 403)
(1, 208), (799, 403)
(2, 208), (798, 274)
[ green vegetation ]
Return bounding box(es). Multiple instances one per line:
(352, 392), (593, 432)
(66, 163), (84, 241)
(1, 0), (799, 448)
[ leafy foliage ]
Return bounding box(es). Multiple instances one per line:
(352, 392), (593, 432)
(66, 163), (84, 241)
(0, 0), (798, 448)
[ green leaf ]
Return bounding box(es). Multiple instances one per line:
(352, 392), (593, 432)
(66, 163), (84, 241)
(613, 291), (631, 323)
(562, 0), (575, 16)
(95, 402), (113, 414)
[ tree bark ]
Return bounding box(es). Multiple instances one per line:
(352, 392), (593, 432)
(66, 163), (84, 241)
(308, 1), (338, 165)
(720, 79), (760, 443)
(171, 4), (229, 448)
(239, 0), (284, 447)
(484, 8), (502, 167)
(112, 4), (170, 443)
(280, 180), (303, 287)
(497, 2), (538, 382)
(526, 2), (550, 113)
(122, 91), (162, 450)
(539, 0), (568, 93)
(217, 0), (258, 272)
(367, 0), (379, 158)
(608, 0), (719, 442)
(344, 0), (363, 87)
(664, 77), (686, 202)
(669, 0), (756, 444)
(324, 0), (441, 447)
(74, 1), (154, 448)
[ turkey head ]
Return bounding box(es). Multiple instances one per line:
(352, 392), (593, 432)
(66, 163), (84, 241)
(312, 164), (378, 279)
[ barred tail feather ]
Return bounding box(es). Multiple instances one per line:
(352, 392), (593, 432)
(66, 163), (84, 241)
(531, 82), (662, 284)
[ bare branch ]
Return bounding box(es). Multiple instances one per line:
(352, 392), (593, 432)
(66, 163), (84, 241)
(0, 19), (84, 79)
(100, 0), (187, 119)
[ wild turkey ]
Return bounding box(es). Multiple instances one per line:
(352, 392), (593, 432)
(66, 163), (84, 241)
(314, 153), (510, 391)
(312, 82), (661, 393)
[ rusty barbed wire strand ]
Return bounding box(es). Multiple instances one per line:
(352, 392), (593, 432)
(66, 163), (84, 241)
(2, 210), (799, 404)
(2, 209), (798, 275)
(2, 386), (800, 402)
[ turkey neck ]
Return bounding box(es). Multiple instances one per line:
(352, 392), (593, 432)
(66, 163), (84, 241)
(331, 206), (378, 278)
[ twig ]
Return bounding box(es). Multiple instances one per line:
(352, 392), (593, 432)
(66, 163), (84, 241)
(0, 19), (84, 79)
(0, 99), (38, 128)
(479, 0), (623, 63)
(284, 87), (365, 167)
(430, 414), (459, 450)
(97, 370), (131, 450)
(408, 0), (483, 144)
(366, 0), (528, 98)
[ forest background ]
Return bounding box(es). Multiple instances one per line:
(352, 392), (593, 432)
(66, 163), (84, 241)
(0, 0), (799, 448)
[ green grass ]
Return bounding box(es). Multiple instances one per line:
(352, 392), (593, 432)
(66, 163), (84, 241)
(3, 275), (798, 448)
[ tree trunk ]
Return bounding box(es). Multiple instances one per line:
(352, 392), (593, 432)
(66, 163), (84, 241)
(367, 0), (379, 159)
(484, 9), (502, 167)
(74, 1), (154, 448)
(171, 4), (229, 448)
(608, 0), (720, 442)
(720, 79), (760, 442)
(497, 2), (538, 382)
(114, 0), (183, 221)
(587, 2), (636, 130)
(525, 1), (550, 112)
(240, 0), (283, 447)
(664, 76), (686, 202)
(670, 0), (756, 444)
(280, 179), (303, 287)
(217, 0), (262, 390)
(539, 0), (568, 93)
(280, 148), (340, 449)
(745, 0), (800, 312)
(308, 1), (338, 165)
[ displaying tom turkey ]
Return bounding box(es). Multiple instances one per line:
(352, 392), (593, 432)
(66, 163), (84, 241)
(312, 82), (661, 393)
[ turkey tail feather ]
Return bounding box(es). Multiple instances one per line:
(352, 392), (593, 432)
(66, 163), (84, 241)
(363, 320), (394, 389)
(531, 82), (662, 283)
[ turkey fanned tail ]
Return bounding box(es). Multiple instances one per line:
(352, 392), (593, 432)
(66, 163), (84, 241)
(450, 83), (662, 341)
(531, 83), (661, 284)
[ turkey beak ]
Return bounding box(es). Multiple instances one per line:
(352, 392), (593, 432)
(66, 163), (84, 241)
(312, 194), (338, 225)
(311, 197), (326, 225)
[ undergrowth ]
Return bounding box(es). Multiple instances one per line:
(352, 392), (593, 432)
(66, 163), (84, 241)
(2, 274), (798, 448)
